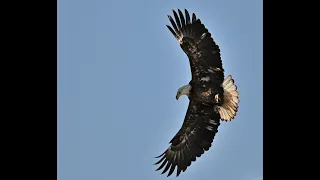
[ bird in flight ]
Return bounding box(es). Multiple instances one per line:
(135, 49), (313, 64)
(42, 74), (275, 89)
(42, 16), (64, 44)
(154, 9), (240, 177)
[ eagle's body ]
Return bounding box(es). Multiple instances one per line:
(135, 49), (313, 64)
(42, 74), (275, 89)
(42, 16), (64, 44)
(155, 9), (239, 177)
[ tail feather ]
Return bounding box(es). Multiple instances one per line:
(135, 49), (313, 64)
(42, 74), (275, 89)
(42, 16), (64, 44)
(216, 75), (239, 121)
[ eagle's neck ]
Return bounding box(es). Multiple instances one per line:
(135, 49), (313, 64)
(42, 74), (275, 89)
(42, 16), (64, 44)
(180, 84), (192, 96)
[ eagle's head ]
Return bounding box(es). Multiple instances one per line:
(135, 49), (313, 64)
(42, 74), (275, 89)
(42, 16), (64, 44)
(176, 84), (192, 100)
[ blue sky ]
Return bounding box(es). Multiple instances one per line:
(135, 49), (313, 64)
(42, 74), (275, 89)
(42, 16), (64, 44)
(57, 0), (262, 179)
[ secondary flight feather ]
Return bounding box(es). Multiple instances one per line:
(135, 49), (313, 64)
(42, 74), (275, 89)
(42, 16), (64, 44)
(154, 9), (240, 177)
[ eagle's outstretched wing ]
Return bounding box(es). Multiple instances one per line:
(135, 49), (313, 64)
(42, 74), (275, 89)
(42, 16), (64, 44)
(154, 100), (220, 177)
(166, 9), (224, 86)
(166, 9), (239, 121)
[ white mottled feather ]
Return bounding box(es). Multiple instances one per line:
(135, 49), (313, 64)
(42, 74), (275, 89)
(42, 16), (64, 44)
(200, 77), (210, 82)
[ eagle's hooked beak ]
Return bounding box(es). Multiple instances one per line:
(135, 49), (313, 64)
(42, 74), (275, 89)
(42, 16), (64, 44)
(176, 93), (180, 100)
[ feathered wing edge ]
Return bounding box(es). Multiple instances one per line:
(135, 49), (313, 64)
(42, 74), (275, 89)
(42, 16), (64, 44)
(215, 75), (240, 121)
(166, 9), (224, 83)
(166, 9), (197, 44)
(154, 101), (221, 177)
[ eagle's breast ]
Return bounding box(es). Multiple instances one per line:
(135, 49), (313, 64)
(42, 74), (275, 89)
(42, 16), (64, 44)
(189, 83), (223, 104)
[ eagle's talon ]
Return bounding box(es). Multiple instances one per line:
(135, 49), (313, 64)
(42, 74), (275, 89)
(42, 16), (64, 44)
(215, 94), (220, 103)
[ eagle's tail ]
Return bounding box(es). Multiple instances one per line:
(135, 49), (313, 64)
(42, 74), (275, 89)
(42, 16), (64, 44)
(215, 75), (239, 121)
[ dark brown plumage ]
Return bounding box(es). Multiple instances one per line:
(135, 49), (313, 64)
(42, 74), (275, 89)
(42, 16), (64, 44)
(155, 9), (239, 177)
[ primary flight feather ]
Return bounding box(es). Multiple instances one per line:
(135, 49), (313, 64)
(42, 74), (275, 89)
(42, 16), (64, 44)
(155, 9), (240, 177)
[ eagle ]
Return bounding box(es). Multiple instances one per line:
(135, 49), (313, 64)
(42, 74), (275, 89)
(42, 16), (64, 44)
(154, 9), (240, 177)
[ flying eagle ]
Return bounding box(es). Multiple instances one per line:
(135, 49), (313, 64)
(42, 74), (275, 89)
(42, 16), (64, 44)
(154, 9), (240, 177)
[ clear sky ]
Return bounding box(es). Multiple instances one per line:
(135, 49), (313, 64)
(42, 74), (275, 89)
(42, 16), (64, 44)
(57, 0), (262, 179)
